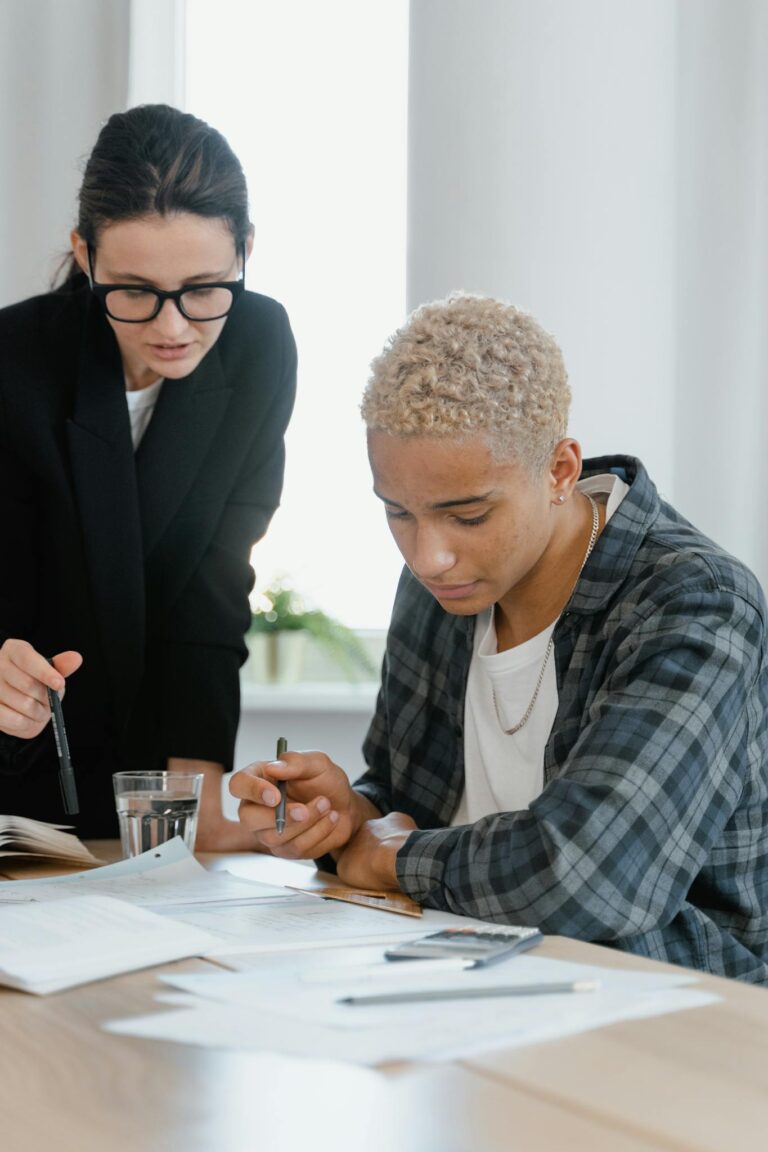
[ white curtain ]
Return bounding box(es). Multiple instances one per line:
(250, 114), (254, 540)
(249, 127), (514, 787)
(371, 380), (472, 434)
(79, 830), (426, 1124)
(408, 0), (768, 591)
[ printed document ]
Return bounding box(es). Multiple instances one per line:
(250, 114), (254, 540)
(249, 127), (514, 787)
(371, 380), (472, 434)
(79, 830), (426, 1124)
(105, 952), (720, 1064)
(0, 895), (218, 994)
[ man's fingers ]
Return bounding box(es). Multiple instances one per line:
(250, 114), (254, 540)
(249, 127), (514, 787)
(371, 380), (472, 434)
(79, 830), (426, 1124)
(237, 792), (327, 838)
(262, 810), (343, 861)
(231, 751), (334, 796)
(230, 763), (291, 807)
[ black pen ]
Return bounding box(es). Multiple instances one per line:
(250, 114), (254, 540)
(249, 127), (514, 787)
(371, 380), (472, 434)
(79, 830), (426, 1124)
(46, 660), (79, 816)
(275, 736), (287, 834)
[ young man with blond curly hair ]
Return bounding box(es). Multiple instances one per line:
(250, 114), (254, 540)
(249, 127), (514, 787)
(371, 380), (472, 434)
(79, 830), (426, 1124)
(232, 295), (768, 983)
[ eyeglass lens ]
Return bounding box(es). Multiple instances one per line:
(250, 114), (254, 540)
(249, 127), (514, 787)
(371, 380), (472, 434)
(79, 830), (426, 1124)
(104, 286), (236, 322)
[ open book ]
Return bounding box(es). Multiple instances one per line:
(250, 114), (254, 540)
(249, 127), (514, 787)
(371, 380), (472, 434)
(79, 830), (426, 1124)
(0, 816), (99, 865)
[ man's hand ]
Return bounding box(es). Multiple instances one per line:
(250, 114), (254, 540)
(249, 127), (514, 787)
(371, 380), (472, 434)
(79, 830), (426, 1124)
(229, 749), (380, 860)
(167, 758), (261, 853)
(0, 639), (82, 739)
(335, 811), (417, 890)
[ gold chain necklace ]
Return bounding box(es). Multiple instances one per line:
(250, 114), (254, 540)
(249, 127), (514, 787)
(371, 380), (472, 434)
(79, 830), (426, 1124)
(493, 493), (600, 735)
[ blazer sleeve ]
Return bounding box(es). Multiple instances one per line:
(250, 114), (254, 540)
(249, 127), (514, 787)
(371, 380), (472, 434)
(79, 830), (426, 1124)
(157, 305), (297, 769)
(0, 356), (43, 772)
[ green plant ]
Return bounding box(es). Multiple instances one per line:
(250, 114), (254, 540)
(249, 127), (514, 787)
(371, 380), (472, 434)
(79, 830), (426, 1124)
(249, 582), (377, 680)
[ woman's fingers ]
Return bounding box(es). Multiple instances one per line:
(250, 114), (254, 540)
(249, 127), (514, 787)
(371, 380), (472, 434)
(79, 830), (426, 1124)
(50, 650), (83, 681)
(1, 641), (82, 701)
(0, 700), (47, 738)
(2, 685), (49, 725)
(0, 640), (67, 738)
(2, 660), (50, 709)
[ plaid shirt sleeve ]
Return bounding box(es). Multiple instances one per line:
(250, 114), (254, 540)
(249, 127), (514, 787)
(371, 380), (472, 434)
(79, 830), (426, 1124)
(354, 459), (768, 979)
(393, 578), (766, 945)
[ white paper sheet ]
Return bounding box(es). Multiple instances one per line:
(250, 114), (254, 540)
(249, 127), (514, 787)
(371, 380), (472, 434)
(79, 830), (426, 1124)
(157, 954), (701, 1028)
(105, 951), (720, 1065)
(0, 895), (218, 994)
(182, 898), (480, 953)
(0, 837), (292, 909)
(0, 837), (495, 957)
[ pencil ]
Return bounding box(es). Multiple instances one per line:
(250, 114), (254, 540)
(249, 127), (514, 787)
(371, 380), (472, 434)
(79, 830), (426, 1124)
(275, 736), (287, 834)
(336, 980), (600, 1006)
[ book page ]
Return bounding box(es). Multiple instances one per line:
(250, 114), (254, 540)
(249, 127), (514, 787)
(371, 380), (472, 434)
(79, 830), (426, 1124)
(0, 815), (99, 864)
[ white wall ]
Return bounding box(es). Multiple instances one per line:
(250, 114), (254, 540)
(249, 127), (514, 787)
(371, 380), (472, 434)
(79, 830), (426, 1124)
(408, 0), (677, 492)
(0, 0), (130, 306)
(675, 0), (768, 582)
(407, 0), (767, 590)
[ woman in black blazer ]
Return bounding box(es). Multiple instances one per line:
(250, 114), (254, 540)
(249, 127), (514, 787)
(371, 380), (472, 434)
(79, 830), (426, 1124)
(0, 105), (296, 846)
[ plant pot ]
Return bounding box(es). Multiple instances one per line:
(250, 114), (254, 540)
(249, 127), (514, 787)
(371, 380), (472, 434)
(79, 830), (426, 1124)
(246, 631), (308, 684)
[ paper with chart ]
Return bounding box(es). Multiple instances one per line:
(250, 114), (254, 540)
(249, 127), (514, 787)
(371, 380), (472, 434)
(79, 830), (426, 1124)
(104, 952), (721, 1064)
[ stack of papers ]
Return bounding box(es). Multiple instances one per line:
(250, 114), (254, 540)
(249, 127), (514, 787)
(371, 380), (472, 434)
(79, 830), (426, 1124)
(0, 835), (723, 1063)
(0, 815), (99, 865)
(0, 839), (448, 993)
(0, 895), (218, 993)
(0, 838), (448, 954)
(105, 951), (721, 1065)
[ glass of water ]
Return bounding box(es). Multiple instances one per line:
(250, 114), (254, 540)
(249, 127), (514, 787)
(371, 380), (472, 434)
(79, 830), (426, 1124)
(112, 771), (204, 858)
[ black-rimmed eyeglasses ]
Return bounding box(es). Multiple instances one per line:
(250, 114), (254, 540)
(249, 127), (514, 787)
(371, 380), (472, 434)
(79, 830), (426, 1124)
(87, 244), (246, 323)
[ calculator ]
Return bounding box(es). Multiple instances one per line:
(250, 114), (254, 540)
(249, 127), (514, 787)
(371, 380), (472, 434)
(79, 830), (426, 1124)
(384, 925), (543, 967)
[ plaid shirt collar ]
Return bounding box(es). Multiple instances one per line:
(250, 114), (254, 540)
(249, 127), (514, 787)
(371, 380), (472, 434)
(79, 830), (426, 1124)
(569, 455), (660, 617)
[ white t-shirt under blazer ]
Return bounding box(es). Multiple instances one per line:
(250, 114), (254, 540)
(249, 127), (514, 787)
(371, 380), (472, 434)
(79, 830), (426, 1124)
(125, 378), (164, 450)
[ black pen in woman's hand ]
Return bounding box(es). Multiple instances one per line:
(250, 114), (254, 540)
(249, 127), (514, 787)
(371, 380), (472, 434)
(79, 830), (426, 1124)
(47, 659), (79, 816)
(275, 736), (287, 834)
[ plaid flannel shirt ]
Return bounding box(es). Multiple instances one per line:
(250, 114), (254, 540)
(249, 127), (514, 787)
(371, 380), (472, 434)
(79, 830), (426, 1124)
(356, 456), (768, 983)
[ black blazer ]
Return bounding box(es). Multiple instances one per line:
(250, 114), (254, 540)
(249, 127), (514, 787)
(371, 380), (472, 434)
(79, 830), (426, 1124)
(0, 278), (296, 835)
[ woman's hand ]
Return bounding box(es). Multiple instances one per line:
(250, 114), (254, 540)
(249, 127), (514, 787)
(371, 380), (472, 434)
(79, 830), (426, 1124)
(230, 749), (380, 861)
(0, 640), (82, 739)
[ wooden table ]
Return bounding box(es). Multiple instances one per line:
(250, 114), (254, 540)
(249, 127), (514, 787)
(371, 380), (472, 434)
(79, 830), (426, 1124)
(1, 844), (766, 1152)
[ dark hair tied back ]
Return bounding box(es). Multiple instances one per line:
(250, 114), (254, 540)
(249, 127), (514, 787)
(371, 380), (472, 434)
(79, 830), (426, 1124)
(58, 104), (250, 285)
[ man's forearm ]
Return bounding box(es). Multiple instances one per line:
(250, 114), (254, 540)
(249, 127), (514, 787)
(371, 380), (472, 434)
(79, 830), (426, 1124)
(350, 789), (383, 835)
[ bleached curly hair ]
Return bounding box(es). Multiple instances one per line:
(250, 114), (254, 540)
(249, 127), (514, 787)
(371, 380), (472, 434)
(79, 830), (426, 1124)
(361, 294), (570, 473)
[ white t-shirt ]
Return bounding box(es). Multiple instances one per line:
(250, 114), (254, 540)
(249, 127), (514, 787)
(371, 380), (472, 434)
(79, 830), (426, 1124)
(451, 474), (630, 826)
(125, 379), (164, 450)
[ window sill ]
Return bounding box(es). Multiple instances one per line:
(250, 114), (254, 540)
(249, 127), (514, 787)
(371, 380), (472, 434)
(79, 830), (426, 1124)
(240, 679), (378, 714)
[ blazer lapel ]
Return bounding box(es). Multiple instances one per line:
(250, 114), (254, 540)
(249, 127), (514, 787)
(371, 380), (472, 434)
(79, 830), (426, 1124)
(134, 342), (232, 558)
(66, 302), (145, 733)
